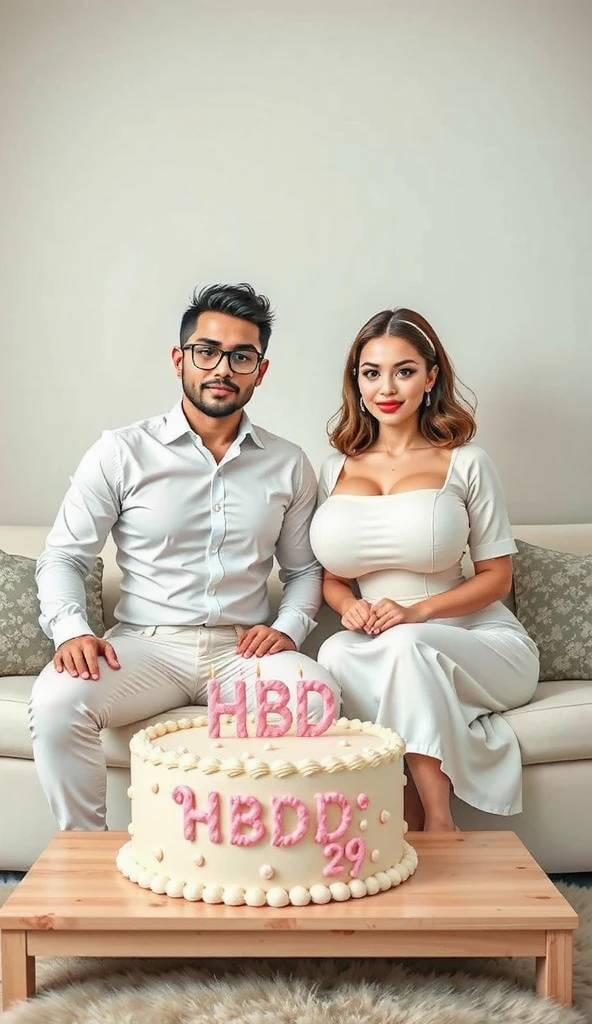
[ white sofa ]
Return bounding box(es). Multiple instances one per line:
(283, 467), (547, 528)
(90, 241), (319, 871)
(1, 524), (591, 873)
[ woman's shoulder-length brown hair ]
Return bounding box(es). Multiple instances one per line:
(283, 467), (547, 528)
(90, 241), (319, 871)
(328, 307), (476, 456)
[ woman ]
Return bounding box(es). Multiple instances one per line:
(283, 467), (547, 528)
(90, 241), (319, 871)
(310, 307), (539, 831)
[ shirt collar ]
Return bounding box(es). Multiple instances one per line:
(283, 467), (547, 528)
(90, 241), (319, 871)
(160, 401), (265, 449)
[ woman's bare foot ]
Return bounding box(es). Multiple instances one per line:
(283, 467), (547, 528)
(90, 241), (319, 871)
(423, 813), (456, 832)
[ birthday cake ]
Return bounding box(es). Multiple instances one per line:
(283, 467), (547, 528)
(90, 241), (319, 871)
(117, 678), (418, 906)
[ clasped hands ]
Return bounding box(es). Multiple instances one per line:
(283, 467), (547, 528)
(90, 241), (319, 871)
(341, 597), (426, 634)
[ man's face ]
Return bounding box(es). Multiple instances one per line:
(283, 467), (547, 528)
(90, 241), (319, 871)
(173, 312), (269, 419)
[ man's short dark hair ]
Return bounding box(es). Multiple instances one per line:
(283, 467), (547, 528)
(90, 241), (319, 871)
(180, 283), (274, 354)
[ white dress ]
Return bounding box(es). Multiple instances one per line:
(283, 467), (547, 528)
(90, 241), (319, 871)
(310, 444), (539, 815)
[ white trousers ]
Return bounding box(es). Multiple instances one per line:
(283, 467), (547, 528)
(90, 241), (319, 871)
(29, 623), (341, 831)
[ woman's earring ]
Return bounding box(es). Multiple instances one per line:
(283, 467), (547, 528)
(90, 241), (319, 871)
(360, 396), (366, 413)
(425, 391), (431, 408)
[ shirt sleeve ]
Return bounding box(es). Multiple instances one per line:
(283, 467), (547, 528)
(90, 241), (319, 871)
(317, 453), (346, 506)
(36, 432), (122, 647)
(464, 446), (517, 562)
(270, 450), (323, 648)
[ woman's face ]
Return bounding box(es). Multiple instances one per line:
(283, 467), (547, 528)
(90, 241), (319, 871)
(357, 334), (437, 426)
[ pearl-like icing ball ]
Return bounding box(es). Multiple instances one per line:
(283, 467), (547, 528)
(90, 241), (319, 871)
(259, 864), (274, 881)
(244, 888), (267, 907)
(150, 782), (159, 794)
(379, 810), (390, 824)
(202, 885), (224, 904)
(289, 886), (311, 907)
(183, 883), (204, 902)
(376, 871), (392, 891)
(223, 886), (246, 906)
(329, 882), (351, 902)
(267, 887), (290, 908)
(359, 820), (368, 832)
(309, 884), (331, 905)
(349, 879), (367, 899)
(370, 849), (380, 863)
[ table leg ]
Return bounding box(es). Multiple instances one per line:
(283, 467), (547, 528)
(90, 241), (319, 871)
(536, 930), (573, 1006)
(0, 931), (35, 1010)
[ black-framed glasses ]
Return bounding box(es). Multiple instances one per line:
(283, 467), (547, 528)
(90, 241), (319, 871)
(181, 344), (263, 375)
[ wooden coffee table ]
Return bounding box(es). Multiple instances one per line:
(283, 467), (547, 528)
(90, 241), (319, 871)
(0, 830), (578, 1011)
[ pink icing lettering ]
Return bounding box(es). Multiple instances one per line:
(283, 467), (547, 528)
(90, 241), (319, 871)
(356, 793), (370, 810)
(323, 843), (344, 877)
(208, 680), (247, 738)
(345, 837), (366, 878)
(314, 792), (353, 844)
(271, 795), (310, 847)
(229, 795), (266, 846)
(255, 680), (292, 737)
(297, 681), (336, 737)
(172, 786), (221, 843)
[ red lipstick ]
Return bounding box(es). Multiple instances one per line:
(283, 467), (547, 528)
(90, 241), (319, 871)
(376, 401), (402, 413)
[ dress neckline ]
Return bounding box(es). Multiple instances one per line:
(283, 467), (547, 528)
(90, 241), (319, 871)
(326, 446), (460, 501)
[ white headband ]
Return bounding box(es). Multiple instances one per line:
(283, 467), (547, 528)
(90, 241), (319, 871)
(395, 319), (436, 355)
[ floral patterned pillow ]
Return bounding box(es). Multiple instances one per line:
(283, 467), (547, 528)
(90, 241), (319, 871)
(0, 550), (105, 676)
(513, 539), (592, 681)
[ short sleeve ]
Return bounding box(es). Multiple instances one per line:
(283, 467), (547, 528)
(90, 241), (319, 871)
(464, 446), (517, 562)
(317, 453), (346, 506)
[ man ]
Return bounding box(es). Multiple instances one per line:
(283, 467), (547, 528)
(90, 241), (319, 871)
(30, 282), (340, 831)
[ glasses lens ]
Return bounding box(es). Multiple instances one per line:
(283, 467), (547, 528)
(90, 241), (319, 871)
(228, 350), (260, 373)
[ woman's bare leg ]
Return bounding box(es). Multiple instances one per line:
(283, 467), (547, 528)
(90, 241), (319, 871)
(403, 758), (425, 831)
(405, 752), (455, 831)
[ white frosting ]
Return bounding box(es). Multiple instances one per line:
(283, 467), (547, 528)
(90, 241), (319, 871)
(117, 715), (418, 907)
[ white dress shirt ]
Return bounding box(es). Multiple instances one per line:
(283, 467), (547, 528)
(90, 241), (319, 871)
(36, 402), (322, 650)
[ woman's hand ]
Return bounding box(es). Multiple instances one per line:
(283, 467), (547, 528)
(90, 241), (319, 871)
(364, 599), (427, 634)
(340, 597), (375, 631)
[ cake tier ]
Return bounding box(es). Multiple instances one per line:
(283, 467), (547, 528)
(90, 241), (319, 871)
(117, 715), (417, 907)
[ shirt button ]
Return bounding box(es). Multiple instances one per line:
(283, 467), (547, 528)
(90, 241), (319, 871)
(209, 587), (216, 595)
(212, 546), (218, 554)
(214, 503), (221, 512)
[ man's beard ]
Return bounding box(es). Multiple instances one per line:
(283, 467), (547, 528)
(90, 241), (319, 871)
(182, 372), (255, 419)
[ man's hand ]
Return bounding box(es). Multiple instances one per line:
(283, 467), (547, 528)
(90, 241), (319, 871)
(364, 599), (426, 634)
(235, 626), (297, 658)
(340, 597), (374, 631)
(54, 635), (121, 680)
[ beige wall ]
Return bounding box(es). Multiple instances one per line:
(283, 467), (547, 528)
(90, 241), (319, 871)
(1, 0), (590, 526)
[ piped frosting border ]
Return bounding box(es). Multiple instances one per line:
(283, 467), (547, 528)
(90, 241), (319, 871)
(130, 715), (406, 778)
(117, 839), (418, 907)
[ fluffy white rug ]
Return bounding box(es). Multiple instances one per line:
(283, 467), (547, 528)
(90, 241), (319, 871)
(1, 881), (591, 1024)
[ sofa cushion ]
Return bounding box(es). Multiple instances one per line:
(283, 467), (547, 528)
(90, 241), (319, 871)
(504, 681), (592, 764)
(512, 539), (592, 681)
(0, 676), (35, 757)
(0, 550), (105, 676)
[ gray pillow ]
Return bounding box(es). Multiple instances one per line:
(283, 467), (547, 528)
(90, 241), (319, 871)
(0, 550), (105, 676)
(513, 539), (592, 682)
